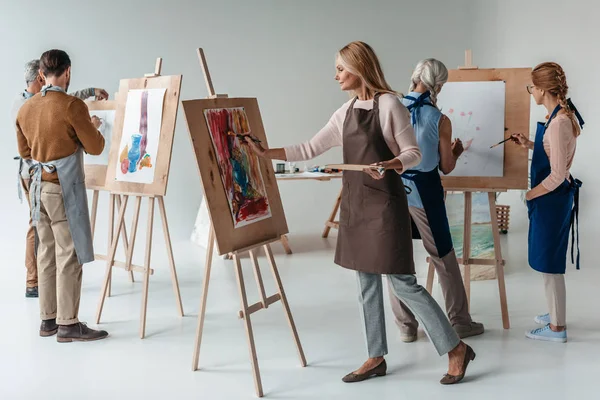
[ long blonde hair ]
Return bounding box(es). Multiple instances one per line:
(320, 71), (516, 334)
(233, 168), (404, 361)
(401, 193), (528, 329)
(337, 41), (399, 99)
(409, 58), (448, 108)
(532, 62), (581, 137)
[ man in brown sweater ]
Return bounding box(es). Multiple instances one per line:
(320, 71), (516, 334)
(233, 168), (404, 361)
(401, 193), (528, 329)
(16, 49), (108, 342)
(13, 59), (109, 299)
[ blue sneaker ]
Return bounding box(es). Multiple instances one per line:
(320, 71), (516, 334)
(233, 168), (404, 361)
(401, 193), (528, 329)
(534, 313), (551, 325)
(525, 324), (567, 343)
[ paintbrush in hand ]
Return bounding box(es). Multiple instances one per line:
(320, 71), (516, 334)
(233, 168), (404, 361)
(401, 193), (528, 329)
(228, 131), (261, 143)
(490, 137), (512, 149)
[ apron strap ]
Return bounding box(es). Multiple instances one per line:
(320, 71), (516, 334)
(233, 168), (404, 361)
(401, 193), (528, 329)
(15, 156), (23, 203)
(570, 178), (582, 269)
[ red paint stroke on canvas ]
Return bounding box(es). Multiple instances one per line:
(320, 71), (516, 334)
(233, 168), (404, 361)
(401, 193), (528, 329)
(205, 107), (271, 227)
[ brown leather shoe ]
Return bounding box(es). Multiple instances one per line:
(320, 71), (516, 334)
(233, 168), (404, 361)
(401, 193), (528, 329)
(342, 360), (387, 383)
(57, 322), (108, 343)
(40, 318), (58, 337)
(440, 344), (476, 385)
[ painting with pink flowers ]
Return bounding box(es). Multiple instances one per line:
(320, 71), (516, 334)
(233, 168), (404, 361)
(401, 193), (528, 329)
(437, 81), (505, 177)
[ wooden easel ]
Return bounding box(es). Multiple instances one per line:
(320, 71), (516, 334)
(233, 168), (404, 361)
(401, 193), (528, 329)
(190, 48), (306, 398)
(426, 50), (511, 329)
(95, 58), (184, 339)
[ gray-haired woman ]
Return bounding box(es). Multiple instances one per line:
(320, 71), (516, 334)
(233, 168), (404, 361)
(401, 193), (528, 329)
(387, 59), (485, 342)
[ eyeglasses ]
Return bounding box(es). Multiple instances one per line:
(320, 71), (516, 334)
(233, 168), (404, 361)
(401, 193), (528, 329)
(526, 85), (535, 94)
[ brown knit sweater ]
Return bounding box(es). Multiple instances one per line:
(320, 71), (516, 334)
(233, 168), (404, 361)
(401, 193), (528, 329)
(16, 90), (105, 183)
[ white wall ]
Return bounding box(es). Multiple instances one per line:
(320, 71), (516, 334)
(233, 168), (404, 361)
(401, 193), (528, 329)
(472, 0), (599, 261)
(0, 0), (474, 256)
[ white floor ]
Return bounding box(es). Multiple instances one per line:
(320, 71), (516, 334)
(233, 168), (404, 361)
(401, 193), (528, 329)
(1, 197), (600, 400)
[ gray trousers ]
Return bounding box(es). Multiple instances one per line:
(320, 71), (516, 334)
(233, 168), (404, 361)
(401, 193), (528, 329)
(357, 271), (460, 358)
(388, 206), (472, 333)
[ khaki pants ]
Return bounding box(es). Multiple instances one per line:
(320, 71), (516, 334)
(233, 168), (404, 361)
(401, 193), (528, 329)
(36, 182), (81, 325)
(388, 206), (472, 333)
(22, 178), (38, 288)
(543, 273), (566, 326)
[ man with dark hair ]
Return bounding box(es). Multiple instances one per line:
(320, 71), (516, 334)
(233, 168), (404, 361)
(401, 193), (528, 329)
(12, 58), (109, 299)
(16, 49), (108, 342)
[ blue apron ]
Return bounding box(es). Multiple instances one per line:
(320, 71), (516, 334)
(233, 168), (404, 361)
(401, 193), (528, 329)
(401, 91), (454, 258)
(527, 105), (582, 274)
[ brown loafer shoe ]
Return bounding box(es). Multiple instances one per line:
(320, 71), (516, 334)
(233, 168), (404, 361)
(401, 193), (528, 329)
(342, 360), (387, 383)
(440, 344), (476, 385)
(40, 318), (58, 337)
(57, 322), (108, 343)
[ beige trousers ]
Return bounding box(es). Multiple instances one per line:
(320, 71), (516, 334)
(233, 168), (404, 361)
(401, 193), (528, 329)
(543, 273), (566, 326)
(36, 182), (81, 325)
(22, 178), (38, 288)
(388, 206), (471, 333)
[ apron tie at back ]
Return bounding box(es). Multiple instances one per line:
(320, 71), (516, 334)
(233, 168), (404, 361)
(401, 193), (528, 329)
(405, 91), (433, 126)
(29, 161), (57, 226)
(570, 178), (582, 269)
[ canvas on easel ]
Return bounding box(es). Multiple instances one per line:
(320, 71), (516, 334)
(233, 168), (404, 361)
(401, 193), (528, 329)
(95, 59), (184, 339)
(183, 97), (288, 255)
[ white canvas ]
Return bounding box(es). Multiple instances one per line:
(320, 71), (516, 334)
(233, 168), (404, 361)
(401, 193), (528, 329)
(437, 81), (506, 177)
(85, 110), (115, 166)
(114, 88), (166, 184)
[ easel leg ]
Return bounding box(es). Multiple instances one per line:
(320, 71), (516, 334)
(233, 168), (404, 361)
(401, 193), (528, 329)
(125, 196), (142, 277)
(488, 192), (510, 329)
(322, 187), (342, 238)
(263, 244), (307, 367)
(280, 235), (292, 255)
(463, 192), (473, 311)
(140, 197), (155, 339)
(233, 253), (264, 397)
(90, 190), (99, 241)
(96, 195), (129, 324)
(157, 196), (184, 317)
(106, 193), (115, 298)
(426, 261), (435, 294)
(192, 228), (215, 371)
(116, 195), (135, 283)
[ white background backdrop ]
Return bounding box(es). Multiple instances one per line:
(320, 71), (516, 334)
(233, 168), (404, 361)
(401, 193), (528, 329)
(0, 0), (596, 262)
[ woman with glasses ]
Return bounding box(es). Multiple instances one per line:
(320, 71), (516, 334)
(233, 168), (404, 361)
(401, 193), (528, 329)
(512, 62), (584, 342)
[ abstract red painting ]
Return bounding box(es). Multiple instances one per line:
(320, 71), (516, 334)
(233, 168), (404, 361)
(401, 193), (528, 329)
(204, 107), (271, 228)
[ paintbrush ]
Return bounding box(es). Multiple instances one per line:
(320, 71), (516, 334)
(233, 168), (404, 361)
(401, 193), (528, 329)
(490, 137), (512, 149)
(228, 131), (261, 143)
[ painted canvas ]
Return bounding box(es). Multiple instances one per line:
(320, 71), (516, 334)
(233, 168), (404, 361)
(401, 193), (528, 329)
(446, 192), (494, 259)
(437, 81), (506, 177)
(204, 107), (271, 228)
(85, 109), (115, 166)
(114, 88), (166, 184)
